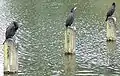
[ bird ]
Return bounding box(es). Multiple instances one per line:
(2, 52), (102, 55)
(65, 7), (77, 28)
(105, 2), (116, 21)
(3, 21), (19, 44)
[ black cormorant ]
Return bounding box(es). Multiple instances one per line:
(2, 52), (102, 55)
(3, 21), (19, 44)
(65, 7), (77, 28)
(105, 2), (116, 21)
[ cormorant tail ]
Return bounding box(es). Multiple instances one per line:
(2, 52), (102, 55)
(66, 25), (68, 30)
(3, 39), (6, 45)
(105, 16), (108, 21)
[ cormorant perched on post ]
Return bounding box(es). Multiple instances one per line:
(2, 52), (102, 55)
(105, 2), (116, 21)
(65, 7), (77, 28)
(3, 21), (19, 44)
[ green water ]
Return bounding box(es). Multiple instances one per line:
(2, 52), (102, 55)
(1, 0), (120, 76)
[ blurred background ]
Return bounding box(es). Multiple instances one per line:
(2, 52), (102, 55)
(0, 0), (120, 76)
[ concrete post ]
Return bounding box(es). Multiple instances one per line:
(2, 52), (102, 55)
(64, 26), (76, 54)
(4, 39), (18, 74)
(106, 17), (116, 41)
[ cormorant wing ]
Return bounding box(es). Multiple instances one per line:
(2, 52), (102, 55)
(66, 13), (74, 26)
(5, 24), (15, 39)
(107, 5), (115, 16)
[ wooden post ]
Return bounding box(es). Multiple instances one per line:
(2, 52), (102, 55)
(106, 17), (116, 41)
(64, 26), (76, 54)
(4, 39), (18, 74)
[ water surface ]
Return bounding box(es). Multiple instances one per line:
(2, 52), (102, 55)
(0, 0), (120, 76)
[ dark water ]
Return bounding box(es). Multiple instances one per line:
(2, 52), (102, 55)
(1, 0), (120, 76)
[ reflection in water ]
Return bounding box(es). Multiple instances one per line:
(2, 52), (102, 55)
(99, 41), (118, 76)
(4, 73), (18, 76)
(106, 41), (116, 66)
(64, 55), (76, 76)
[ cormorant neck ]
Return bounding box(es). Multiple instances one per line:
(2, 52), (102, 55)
(71, 10), (75, 13)
(15, 25), (18, 30)
(71, 10), (73, 12)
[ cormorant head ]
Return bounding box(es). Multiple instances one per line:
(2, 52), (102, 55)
(112, 2), (116, 7)
(13, 21), (18, 30)
(71, 7), (77, 12)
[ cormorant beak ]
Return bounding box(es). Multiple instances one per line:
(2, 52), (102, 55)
(74, 7), (77, 10)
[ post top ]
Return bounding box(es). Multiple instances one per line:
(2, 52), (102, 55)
(68, 26), (76, 31)
(107, 17), (116, 23)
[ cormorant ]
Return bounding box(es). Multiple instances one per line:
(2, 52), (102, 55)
(65, 7), (77, 28)
(3, 21), (19, 44)
(105, 2), (116, 21)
